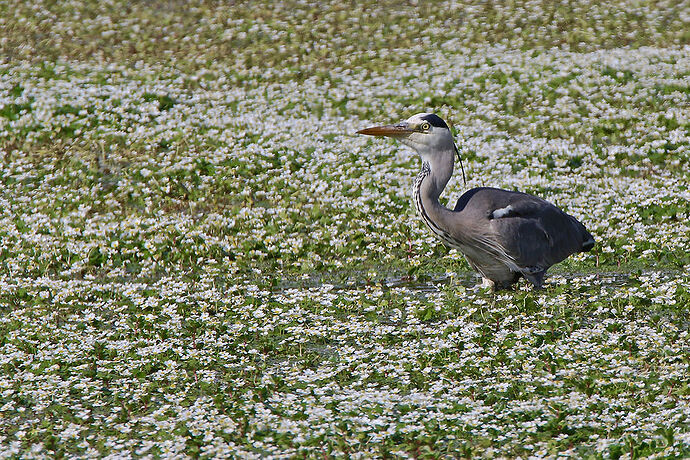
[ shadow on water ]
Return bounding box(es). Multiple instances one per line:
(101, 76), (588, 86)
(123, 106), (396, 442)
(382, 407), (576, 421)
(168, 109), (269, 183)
(270, 271), (478, 295)
(270, 269), (684, 295)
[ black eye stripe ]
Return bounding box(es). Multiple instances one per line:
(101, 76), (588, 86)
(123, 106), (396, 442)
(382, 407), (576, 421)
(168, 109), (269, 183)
(420, 114), (448, 129)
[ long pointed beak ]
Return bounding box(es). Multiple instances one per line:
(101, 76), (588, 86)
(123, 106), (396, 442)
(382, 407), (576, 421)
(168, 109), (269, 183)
(356, 123), (413, 137)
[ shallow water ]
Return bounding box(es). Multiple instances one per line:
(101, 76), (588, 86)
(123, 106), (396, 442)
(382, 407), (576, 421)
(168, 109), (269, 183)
(271, 269), (681, 294)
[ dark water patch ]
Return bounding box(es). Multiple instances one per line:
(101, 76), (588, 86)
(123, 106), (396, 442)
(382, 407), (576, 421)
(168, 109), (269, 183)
(268, 268), (686, 297)
(268, 270), (479, 297)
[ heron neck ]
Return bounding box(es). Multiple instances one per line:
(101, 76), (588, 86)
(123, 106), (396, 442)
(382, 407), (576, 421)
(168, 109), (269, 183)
(413, 149), (456, 238)
(418, 150), (454, 204)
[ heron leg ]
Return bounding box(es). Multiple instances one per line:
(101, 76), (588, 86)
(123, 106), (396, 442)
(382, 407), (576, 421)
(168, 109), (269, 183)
(480, 277), (496, 290)
(523, 270), (545, 289)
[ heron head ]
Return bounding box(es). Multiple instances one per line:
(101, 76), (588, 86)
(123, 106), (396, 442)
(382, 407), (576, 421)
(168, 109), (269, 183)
(357, 113), (455, 160)
(357, 112), (466, 184)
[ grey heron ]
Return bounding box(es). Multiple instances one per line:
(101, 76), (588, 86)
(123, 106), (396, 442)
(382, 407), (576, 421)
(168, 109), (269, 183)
(357, 113), (595, 289)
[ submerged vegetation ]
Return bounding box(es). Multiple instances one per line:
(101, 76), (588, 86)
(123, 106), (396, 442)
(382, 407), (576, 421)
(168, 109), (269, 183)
(0, 0), (688, 458)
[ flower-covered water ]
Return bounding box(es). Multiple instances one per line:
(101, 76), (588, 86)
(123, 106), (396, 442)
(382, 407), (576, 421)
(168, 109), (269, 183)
(0, 1), (688, 457)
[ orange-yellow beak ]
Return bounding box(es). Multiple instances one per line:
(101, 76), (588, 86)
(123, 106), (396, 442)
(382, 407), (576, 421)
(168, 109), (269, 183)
(356, 123), (413, 137)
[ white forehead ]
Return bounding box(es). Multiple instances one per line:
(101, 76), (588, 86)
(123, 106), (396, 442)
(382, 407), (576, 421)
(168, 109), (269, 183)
(406, 113), (433, 123)
(405, 113), (449, 130)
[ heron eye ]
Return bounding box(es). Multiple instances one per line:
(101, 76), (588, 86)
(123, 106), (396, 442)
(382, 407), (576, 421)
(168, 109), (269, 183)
(420, 122), (431, 131)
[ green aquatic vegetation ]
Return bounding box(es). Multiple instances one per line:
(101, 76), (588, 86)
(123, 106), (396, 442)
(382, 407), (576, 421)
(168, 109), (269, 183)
(0, 0), (689, 458)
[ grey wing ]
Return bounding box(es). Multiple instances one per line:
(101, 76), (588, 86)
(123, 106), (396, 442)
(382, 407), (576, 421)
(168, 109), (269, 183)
(486, 193), (593, 269)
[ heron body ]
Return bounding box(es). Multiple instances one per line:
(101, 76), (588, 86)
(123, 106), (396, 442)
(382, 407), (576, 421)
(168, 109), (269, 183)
(358, 113), (595, 289)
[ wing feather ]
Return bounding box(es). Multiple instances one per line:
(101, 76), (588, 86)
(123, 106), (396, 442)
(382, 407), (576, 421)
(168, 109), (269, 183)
(451, 187), (592, 271)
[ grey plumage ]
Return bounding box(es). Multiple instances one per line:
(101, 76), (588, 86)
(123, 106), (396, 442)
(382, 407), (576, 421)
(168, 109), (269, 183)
(357, 113), (594, 289)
